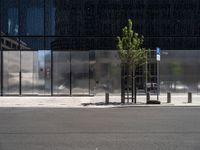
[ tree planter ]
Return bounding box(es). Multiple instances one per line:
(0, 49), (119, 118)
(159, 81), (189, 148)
(146, 100), (161, 104)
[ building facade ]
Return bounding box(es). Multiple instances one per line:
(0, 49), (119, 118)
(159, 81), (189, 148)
(0, 0), (199, 96)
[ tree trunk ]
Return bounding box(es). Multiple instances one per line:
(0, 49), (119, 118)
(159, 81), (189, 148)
(121, 63), (137, 104)
(121, 64), (125, 103)
(132, 65), (136, 103)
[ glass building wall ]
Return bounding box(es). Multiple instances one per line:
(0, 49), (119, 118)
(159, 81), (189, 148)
(1, 0), (200, 96)
(19, 0), (44, 36)
(160, 50), (200, 94)
(53, 51), (70, 95)
(71, 51), (90, 95)
(3, 51), (20, 95)
(21, 51), (38, 95)
(95, 50), (121, 95)
(37, 50), (51, 95)
(1, 0), (19, 36)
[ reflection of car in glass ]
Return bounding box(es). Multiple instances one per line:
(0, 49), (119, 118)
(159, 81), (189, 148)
(197, 83), (200, 89)
(97, 83), (112, 92)
(144, 82), (157, 92)
(171, 82), (189, 90)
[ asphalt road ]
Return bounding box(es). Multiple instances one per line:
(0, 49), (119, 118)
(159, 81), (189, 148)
(0, 107), (200, 150)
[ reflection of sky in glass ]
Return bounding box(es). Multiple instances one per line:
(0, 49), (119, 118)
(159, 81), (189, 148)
(50, 8), (55, 35)
(38, 50), (51, 68)
(38, 50), (45, 68)
(8, 8), (18, 35)
(49, 0), (55, 35)
(26, 8), (44, 35)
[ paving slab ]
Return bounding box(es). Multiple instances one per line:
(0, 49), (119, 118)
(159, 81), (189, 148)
(0, 94), (200, 108)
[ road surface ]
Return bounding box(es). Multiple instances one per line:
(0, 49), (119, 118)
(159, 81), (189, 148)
(0, 107), (199, 150)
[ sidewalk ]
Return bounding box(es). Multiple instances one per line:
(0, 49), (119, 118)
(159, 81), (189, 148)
(0, 94), (200, 108)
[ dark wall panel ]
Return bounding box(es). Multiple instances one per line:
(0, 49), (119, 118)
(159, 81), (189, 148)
(1, 0), (200, 50)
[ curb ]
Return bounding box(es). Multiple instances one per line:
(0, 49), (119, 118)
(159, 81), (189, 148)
(84, 103), (200, 108)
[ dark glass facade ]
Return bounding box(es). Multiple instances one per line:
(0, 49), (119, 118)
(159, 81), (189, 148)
(0, 0), (199, 95)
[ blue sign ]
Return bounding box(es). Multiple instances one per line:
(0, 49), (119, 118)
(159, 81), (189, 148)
(156, 47), (160, 55)
(156, 47), (161, 61)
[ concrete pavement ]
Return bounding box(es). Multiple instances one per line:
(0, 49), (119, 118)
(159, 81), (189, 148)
(0, 94), (200, 107)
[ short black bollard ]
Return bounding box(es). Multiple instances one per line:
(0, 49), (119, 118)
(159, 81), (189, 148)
(105, 92), (109, 104)
(146, 92), (150, 103)
(167, 92), (171, 103)
(188, 92), (192, 103)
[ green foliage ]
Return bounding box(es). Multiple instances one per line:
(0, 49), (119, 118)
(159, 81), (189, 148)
(169, 61), (182, 79)
(116, 19), (149, 66)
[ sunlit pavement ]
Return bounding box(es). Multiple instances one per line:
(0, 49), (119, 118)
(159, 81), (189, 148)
(0, 94), (200, 107)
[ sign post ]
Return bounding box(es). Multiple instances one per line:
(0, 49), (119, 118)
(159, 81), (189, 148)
(156, 47), (160, 101)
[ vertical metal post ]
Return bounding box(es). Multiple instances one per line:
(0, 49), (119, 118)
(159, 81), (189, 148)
(105, 92), (109, 104)
(1, 50), (3, 96)
(146, 92), (150, 103)
(70, 50), (72, 96)
(19, 71), (21, 96)
(167, 92), (171, 103)
(145, 50), (148, 94)
(134, 80), (137, 104)
(88, 51), (90, 95)
(156, 48), (160, 101)
(51, 50), (53, 96)
(157, 61), (159, 101)
(132, 69), (134, 103)
(188, 92), (192, 103)
(19, 51), (21, 96)
(121, 64), (125, 104)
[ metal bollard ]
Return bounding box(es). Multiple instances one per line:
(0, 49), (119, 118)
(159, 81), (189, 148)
(188, 92), (192, 103)
(167, 92), (171, 103)
(146, 92), (150, 103)
(105, 93), (109, 104)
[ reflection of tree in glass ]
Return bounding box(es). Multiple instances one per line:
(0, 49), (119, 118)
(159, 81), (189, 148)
(169, 61), (183, 89)
(109, 64), (120, 92)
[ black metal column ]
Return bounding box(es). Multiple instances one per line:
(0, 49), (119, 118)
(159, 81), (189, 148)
(70, 50), (72, 96)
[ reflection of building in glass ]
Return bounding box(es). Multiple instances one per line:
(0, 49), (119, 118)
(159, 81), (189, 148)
(1, 0), (200, 96)
(52, 0), (200, 50)
(1, 32), (30, 50)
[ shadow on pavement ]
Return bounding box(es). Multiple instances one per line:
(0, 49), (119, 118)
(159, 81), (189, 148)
(82, 102), (148, 106)
(82, 102), (122, 106)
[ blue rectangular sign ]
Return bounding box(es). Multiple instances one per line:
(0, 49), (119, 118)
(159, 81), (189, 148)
(156, 47), (160, 55)
(156, 47), (160, 61)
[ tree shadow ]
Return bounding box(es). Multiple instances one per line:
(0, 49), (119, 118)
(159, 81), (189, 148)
(82, 102), (122, 106)
(82, 102), (147, 106)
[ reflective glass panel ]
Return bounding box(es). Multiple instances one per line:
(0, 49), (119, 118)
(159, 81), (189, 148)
(53, 51), (70, 95)
(1, 0), (19, 35)
(0, 51), (1, 94)
(94, 50), (121, 95)
(89, 51), (95, 95)
(21, 51), (38, 95)
(20, 0), (44, 35)
(71, 51), (89, 95)
(20, 37), (44, 50)
(1, 37), (19, 50)
(160, 50), (200, 93)
(45, 0), (55, 35)
(37, 50), (51, 95)
(3, 51), (20, 95)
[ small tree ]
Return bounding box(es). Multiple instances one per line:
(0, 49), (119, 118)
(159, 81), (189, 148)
(116, 19), (148, 103)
